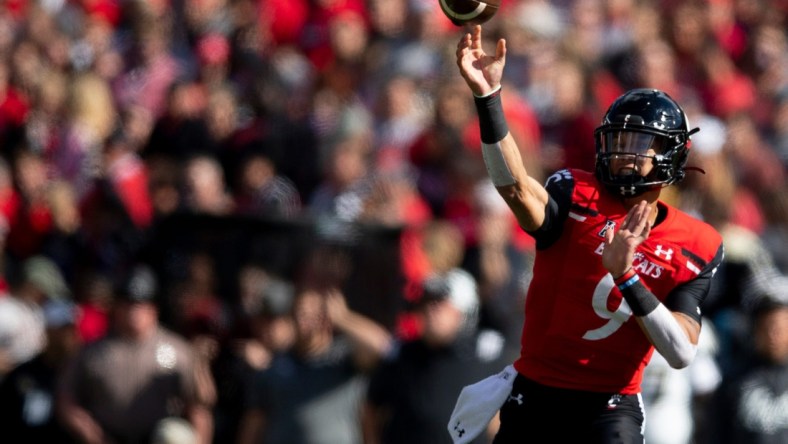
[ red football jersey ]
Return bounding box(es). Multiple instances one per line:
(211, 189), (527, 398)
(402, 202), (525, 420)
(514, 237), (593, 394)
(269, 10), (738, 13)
(513, 169), (723, 394)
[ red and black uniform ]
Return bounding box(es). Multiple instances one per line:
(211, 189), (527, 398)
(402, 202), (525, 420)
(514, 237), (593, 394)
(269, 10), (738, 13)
(495, 169), (724, 443)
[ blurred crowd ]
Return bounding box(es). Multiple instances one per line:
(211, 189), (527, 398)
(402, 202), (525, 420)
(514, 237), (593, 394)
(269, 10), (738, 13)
(0, 0), (786, 443)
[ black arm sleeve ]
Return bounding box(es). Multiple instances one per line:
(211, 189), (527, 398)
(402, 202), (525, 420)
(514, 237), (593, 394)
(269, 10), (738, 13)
(527, 169), (574, 250)
(664, 243), (725, 323)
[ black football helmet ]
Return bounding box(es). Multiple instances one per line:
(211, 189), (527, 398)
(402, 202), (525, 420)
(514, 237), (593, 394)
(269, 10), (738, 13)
(594, 88), (699, 197)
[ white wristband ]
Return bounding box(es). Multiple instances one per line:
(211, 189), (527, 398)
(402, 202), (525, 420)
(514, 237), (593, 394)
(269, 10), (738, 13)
(481, 142), (516, 187)
(473, 84), (502, 99)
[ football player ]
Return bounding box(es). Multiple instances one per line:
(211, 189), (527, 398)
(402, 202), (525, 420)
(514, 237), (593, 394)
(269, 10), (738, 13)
(450, 25), (724, 443)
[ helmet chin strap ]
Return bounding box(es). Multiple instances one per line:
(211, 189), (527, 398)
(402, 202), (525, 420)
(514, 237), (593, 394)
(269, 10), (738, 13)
(684, 166), (706, 175)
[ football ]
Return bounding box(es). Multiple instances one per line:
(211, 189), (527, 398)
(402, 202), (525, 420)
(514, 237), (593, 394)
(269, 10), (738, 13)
(438, 0), (501, 26)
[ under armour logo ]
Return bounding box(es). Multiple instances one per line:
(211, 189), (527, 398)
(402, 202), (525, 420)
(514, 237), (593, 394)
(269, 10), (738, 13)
(654, 245), (673, 260)
(620, 186), (637, 196)
(453, 421), (465, 437)
(507, 393), (524, 405)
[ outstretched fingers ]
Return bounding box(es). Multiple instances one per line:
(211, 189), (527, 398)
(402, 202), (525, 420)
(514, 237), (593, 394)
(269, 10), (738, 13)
(620, 201), (651, 240)
(633, 202), (651, 237)
(456, 37), (465, 58)
(496, 38), (507, 64)
(603, 202), (652, 275)
(471, 25), (482, 50)
(457, 30), (470, 49)
(456, 33), (472, 69)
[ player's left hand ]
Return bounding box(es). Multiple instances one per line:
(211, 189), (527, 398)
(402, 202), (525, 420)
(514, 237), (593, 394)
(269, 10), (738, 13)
(603, 200), (652, 278)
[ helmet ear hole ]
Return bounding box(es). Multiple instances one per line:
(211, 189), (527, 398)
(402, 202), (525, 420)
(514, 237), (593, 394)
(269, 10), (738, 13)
(661, 167), (674, 181)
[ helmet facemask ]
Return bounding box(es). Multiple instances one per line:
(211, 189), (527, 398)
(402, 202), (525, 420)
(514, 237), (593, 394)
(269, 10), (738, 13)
(595, 127), (687, 197)
(593, 89), (696, 198)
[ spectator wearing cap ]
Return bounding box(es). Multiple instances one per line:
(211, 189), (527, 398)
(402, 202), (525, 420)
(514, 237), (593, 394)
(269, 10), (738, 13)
(0, 255), (70, 378)
(57, 265), (217, 444)
(237, 285), (392, 444)
(242, 278), (297, 371)
(0, 299), (81, 442)
(212, 276), (297, 444)
(363, 269), (508, 444)
(707, 292), (788, 444)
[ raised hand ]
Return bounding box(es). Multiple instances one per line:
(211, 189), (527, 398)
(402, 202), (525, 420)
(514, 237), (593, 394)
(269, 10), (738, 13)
(324, 287), (350, 325)
(455, 25), (506, 96)
(603, 200), (653, 277)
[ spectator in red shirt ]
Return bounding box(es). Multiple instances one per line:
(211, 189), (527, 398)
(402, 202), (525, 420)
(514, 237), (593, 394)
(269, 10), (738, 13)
(102, 130), (154, 228)
(6, 150), (53, 259)
(0, 63), (28, 155)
